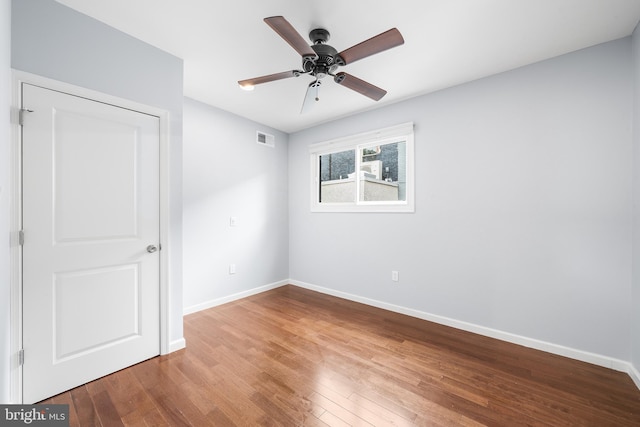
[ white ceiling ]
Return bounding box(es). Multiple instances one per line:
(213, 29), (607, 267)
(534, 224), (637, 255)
(55, 0), (640, 133)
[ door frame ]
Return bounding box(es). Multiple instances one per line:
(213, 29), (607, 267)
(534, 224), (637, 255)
(10, 70), (173, 403)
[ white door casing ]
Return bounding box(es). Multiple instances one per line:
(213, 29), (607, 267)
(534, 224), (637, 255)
(21, 83), (161, 403)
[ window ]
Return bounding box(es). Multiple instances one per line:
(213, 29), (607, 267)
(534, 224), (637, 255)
(310, 122), (414, 212)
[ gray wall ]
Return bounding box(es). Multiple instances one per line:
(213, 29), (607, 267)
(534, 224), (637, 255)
(289, 38), (633, 361)
(0, 0), (11, 404)
(182, 98), (289, 311)
(632, 25), (640, 376)
(5, 0), (638, 400)
(11, 0), (184, 351)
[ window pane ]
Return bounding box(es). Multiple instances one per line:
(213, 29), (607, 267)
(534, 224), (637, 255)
(358, 141), (406, 202)
(310, 122), (414, 213)
(319, 149), (355, 203)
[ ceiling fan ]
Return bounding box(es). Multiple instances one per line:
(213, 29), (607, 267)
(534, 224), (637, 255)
(238, 16), (405, 113)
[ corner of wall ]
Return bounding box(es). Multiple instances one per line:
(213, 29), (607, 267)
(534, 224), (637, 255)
(1, 0), (11, 404)
(631, 20), (640, 378)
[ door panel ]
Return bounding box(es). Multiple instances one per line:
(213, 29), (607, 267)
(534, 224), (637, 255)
(54, 264), (140, 361)
(22, 83), (160, 403)
(54, 109), (139, 242)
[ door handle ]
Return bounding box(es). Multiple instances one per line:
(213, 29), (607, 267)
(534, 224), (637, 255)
(146, 244), (158, 253)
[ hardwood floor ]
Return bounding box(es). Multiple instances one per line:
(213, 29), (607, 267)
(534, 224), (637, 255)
(43, 285), (640, 426)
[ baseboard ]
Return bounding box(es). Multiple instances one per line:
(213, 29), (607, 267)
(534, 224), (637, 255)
(629, 363), (640, 390)
(167, 337), (186, 354)
(182, 279), (289, 315)
(289, 279), (638, 386)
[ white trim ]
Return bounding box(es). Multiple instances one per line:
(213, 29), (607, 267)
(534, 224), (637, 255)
(629, 363), (640, 390)
(10, 70), (177, 402)
(182, 280), (289, 315)
(168, 338), (187, 353)
(158, 109), (172, 356)
(289, 279), (640, 389)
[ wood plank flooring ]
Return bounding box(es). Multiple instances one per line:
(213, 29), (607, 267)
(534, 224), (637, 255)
(42, 285), (640, 426)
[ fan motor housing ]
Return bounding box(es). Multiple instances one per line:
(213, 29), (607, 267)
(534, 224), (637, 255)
(304, 30), (340, 78)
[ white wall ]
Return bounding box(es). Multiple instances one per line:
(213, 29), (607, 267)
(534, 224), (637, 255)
(289, 38), (634, 362)
(0, 0), (11, 404)
(632, 25), (640, 377)
(183, 98), (289, 312)
(11, 0), (184, 352)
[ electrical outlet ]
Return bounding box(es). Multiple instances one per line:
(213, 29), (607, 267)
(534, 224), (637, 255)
(229, 264), (236, 274)
(391, 271), (399, 282)
(230, 216), (237, 227)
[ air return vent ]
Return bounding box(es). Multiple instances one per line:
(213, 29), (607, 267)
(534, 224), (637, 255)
(256, 131), (275, 148)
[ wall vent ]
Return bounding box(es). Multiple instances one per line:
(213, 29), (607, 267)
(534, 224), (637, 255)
(256, 131), (275, 148)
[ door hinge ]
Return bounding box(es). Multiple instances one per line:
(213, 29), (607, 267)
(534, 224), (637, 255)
(19, 108), (33, 126)
(18, 349), (24, 366)
(18, 230), (24, 246)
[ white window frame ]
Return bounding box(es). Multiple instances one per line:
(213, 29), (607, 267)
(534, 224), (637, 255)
(309, 122), (415, 213)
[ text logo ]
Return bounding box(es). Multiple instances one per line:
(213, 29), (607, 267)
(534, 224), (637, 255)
(0, 405), (68, 426)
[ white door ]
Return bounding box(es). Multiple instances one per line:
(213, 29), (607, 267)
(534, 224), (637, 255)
(22, 83), (160, 403)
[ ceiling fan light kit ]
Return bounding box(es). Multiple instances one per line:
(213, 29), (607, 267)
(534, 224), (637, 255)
(238, 16), (404, 113)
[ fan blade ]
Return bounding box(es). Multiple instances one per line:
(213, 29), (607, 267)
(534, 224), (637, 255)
(301, 80), (321, 114)
(264, 16), (317, 58)
(337, 28), (404, 65)
(334, 72), (387, 101)
(238, 70), (299, 89)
